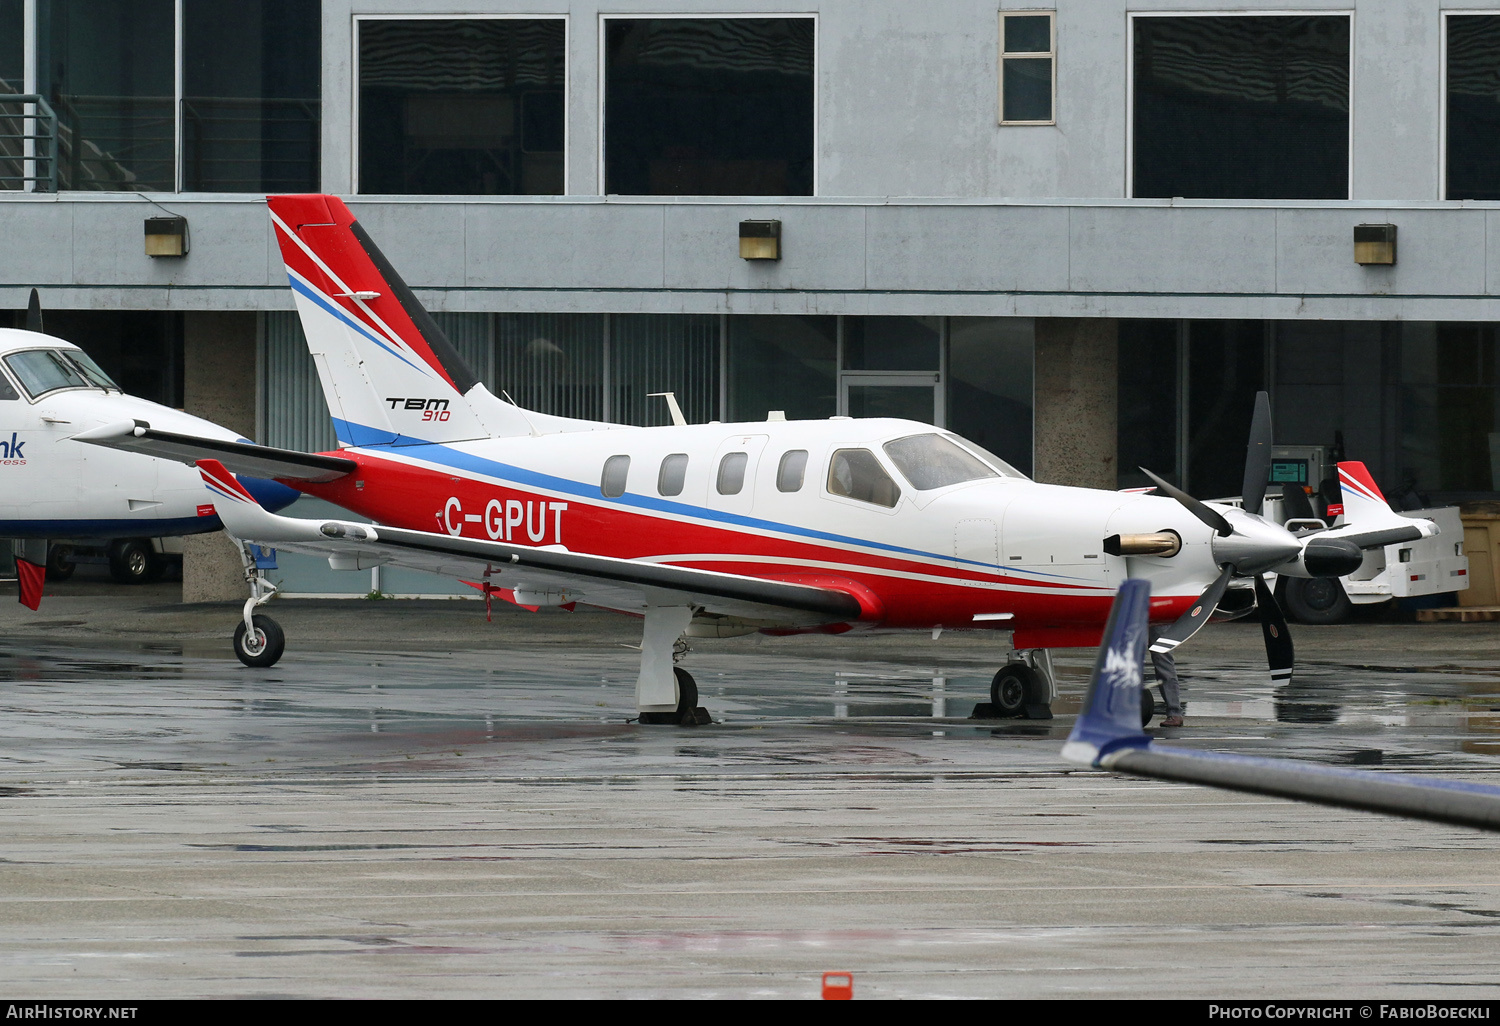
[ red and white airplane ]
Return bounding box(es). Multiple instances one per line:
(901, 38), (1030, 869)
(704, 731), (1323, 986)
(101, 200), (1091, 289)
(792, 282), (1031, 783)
(74, 195), (1438, 724)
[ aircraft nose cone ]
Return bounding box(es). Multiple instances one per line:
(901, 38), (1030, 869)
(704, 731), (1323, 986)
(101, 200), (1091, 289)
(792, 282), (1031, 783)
(1303, 536), (1364, 578)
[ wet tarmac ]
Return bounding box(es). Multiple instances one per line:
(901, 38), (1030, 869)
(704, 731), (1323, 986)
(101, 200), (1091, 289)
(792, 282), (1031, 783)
(3, 585), (1500, 998)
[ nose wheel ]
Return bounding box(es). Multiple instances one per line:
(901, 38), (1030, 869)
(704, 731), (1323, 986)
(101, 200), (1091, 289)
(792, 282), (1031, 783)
(973, 649), (1056, 720)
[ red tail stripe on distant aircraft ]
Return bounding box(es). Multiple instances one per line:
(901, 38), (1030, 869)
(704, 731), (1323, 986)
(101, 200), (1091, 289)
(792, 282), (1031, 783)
(197, 459), (256, 504)
(1337, 462), (1385, 505)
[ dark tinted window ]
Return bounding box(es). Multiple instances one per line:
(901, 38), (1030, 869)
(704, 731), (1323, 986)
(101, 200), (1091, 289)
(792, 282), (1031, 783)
(716, 451), (748, 495)
(0, 370), (18, 401)
(360, 19), (565, 195)
(658, 453), (688, 496)
(601, 454), (630, 497)
(181, 1), (321, 192)
(605, 18), (814, 196)
(727, 316), (835, 421)
(40, 0), (176, 191)
(1448, 16), (1500, 200)
(0, 1), (19, 92)
(827, 449), (900, 508)
(777, 450), (808, 492)
(1133, 16), (1349, 199)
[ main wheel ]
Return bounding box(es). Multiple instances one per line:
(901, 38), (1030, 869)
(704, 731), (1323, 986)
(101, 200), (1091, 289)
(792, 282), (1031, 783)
(990, 663), (1039, 718)
(45, 544), (75, 582)
(1284, 577), (1352, 625)
(673, 667), (700, 725)
(233, 614), (285, 668)
(1141, 687), (1155, 728)
(109, 539), (160, 585)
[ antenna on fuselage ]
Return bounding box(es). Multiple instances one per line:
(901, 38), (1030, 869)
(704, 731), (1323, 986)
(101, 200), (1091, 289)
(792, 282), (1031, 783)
(24, 288), (42, 333)
(647, 392), (687, 427)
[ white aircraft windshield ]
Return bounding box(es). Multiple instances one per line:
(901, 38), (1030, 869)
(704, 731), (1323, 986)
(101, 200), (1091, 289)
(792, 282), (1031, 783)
(884, 433), (1004, 490)
(4, 349), (118, 398)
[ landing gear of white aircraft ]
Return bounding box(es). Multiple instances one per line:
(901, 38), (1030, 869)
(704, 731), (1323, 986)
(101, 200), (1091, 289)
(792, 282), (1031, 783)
(977, 649), (1055, 720)
(231, 541), (284, 668)
(634, 606), (711, 726)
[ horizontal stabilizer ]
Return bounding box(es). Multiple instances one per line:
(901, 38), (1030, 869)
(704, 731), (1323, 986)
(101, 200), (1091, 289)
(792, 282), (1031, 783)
(1063, 579), (1500, 832)
(73, 421), (355, 483)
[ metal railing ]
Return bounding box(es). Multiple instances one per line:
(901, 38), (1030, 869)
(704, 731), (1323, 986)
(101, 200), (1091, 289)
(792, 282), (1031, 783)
(0, 95), (59, 192)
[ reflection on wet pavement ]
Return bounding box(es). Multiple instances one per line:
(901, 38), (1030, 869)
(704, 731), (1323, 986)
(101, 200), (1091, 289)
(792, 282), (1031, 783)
(3, 628), (1500, 998)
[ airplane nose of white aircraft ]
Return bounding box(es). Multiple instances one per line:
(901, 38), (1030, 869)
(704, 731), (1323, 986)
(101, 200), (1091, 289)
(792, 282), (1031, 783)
(1210, 508), (1303, 574)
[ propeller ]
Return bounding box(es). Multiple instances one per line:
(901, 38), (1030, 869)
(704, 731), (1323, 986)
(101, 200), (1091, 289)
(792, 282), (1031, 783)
(1142, 391), (1303, 683)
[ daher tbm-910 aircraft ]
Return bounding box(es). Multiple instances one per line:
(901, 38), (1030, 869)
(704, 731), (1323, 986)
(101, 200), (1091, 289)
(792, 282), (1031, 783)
(74, 194), (1440, 724)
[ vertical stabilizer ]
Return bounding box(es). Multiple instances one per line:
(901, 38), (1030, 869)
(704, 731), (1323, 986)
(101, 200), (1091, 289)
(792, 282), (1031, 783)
(1061, 578), (1153, 766)
(268, 194), (556, 446)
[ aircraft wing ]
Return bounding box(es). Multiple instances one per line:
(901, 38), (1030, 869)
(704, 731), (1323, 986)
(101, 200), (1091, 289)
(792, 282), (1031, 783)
(72, 420), (355, 483)
(1063, 578), (1500, 832)
(195, 460), (863, 626)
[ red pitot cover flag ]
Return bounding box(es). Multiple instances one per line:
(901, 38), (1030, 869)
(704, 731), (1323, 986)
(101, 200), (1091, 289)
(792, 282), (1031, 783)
(16, 557), (44, 610)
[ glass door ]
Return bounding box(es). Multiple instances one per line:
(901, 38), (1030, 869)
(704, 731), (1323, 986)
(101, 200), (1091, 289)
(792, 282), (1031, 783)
(840, 372), (943, 424)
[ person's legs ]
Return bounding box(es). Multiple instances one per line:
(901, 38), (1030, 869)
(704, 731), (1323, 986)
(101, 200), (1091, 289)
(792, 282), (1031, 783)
(1151, 649), (1183, 725)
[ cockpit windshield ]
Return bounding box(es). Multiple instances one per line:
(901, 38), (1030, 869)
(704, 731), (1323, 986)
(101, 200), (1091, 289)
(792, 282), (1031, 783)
(63, 349), (118, 390)
(883, 432), (1003, 490)
(3, 349), (118, 398)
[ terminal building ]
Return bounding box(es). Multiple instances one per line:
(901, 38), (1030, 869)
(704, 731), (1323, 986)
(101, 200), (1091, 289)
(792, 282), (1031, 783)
(2, 0), (1498, 597)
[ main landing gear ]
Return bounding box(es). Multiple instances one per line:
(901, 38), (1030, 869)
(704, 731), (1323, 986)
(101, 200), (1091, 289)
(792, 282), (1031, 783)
(232, 541), (284, 668)
(973, 649), (1055, 720)
(634, 606), (711, 726)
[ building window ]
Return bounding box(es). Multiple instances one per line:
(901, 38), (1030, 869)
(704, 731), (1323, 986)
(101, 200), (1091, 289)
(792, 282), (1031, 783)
(610, 314), (720, 426)
(1132, 15), (1350, 200)
(39, 0), (176, 191)
(181, 1), (320, 192)
(604, 17), (814, 196)
(1447, 15), (1500, 200)
(727, 315), (835, 422)
(358, 18), (565, 195)
(999, 11), (1055, 125)
(495, 313), (604, 421)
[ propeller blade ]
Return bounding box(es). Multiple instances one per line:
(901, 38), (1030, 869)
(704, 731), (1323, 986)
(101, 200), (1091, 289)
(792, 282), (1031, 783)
(1254, 574), (1294, 684)
(1149, 564), (1234, 656)
(25, 288), (42, 334)
(1140, 467), (1233, 537)
(1240, 391), (1273, 517)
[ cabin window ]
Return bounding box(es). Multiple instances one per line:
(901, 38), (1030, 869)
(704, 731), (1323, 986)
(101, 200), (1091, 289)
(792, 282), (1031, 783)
(658, 453), (689, 496)
(883, 433), (1000, 490)
(601, 454), (631, 497)
(827, 448), (901, 508)
(717, 452), (748, 495)
(777, 450), (808, 492)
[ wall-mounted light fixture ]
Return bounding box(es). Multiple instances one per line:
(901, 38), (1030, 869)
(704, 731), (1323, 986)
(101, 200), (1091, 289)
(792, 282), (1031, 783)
(144, 215), (189, 258)
(739, 219), (781, 260)
(1354, 223), (1396, 266)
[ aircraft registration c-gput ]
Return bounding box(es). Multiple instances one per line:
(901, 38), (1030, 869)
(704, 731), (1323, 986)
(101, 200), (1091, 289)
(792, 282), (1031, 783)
(74, 194), (1441, 724)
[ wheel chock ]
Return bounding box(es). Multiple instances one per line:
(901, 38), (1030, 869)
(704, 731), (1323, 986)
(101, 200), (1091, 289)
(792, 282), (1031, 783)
(1024, 703), (1054, 720)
